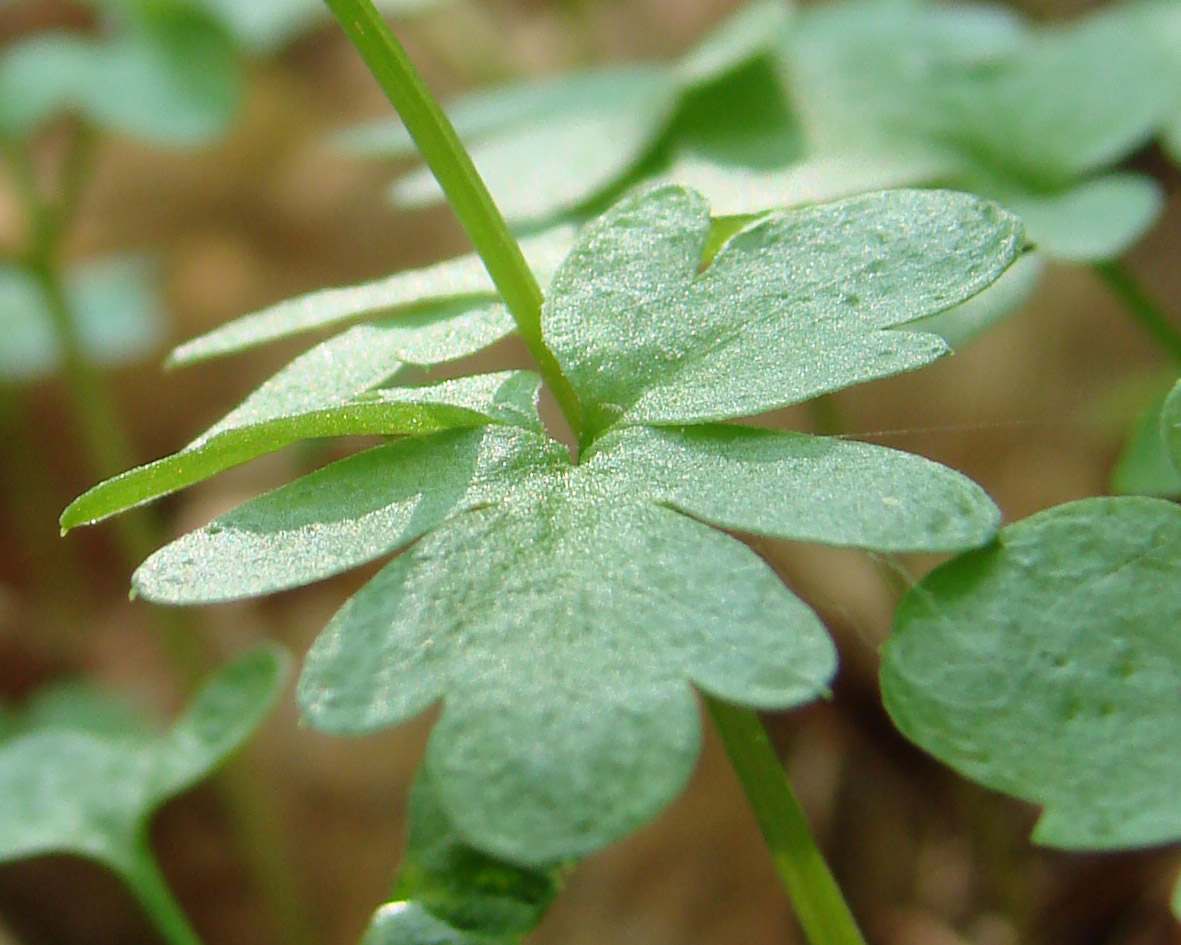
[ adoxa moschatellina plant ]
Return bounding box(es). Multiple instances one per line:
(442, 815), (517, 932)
(49, 0), (1179, 942)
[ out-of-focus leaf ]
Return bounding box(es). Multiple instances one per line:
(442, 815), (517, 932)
(0, 647), (287, 924)
(1112, 391), (1181, 498)
(987, 174), (1164, 263)
(368, 767), (561, 943)
(343, 1), (792, 223)
(194, 0), (448, 53)
(0, 256), (164, 383)
(1163, 378), (1181, 474)
(167, 227), (573, 366)
(882, 497), (1181, 850)
(0, 9), (238, 145)
(8, 683), (150, 742)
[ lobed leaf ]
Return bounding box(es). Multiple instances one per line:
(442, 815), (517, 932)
(544, 185), (1025, 439)
(118, 182), (1022, 864)
(881, 498), (1181, 850)
(297, 453), (835, 863)
(590, 424), (1000, 553)
(0, 646), (287, 873)
(167, 228), (572, 366)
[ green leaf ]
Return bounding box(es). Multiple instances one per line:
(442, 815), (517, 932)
(988, 174), (1164, 263)
(363, 903), (494, 945)
(905, 250), (1043, 349)
(60, 312), (537, 528)
(1112, 390), (1181, 498)
(296, 448), (834, 863)
(1164, 379), (1181, 475)
(591, 424), (1000, 553)
(376, 766), (562, 942)
(387, 68), (681, 222)
(881, 497), (1181, 850)
(115, 184), (1017, 867)
(167, 228), (573, 366)
(936, 9), (1172, 187)
(7, 683), (150, 742)
(342, 0), (791, 224)
(0, 256), (164, 383)
(0, 645), (286, 872)
(132, 425), (538, 603)
(544, 185), (1025, 440)
(0, 9), (239, 145)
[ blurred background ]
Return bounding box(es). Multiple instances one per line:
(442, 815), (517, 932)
(0, 0), (1179, 943)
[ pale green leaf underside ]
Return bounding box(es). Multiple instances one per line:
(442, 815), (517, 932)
(298, 454), (835, 863)
(545, 185), (1024, 438)
(593, 424), (999, 552)
(1163, 379), (1181, 475)
(167, 228), (572, 366)
(882, 497), (1181, 850)
(60, 308), (536, 528)
(1112, 390), (1181, 498)
(363, 902), (492, 945)
(0, 646), (286, 872)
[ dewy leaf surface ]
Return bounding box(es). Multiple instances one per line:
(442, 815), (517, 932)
(881, 498), (1181, 850)
(0, 646), (286, 875)
(168, 228), (572, 366)
(297, 447), (836, 864)
(123, 180), (1020, 865)
(60, 310), (537, 528)
(544, 185), (1024, 438)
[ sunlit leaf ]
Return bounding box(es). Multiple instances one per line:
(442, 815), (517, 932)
(543, 185), (1025, 438)
(167, 227), (573, 366)
(882, 497), (1181, 850)
(1163, 378), (1181, 474)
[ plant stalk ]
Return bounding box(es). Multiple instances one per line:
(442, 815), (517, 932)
(321, 0), (584, 442)
(1092, 261), (1181, 363)
(706, 697), (868, 945)
(124, 844), (205, 945)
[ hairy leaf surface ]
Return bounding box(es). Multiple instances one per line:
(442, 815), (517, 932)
(90, 185), (1016, 865)
(544, 185), (1024, 438)
(882, 498), (1181, 850)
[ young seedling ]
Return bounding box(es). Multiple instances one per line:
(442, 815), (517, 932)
(0, 647), (288, 945)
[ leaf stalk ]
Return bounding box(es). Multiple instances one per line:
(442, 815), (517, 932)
(1092, 260), (1181, 363)
(321, 0), (584, 442)
(706, 697), (869, 945)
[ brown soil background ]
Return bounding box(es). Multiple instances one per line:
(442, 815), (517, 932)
(1, 1), (1179, 944)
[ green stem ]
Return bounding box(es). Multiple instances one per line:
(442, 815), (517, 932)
(321, 0), (584, 442)
(1092, 261), (1181, 363)
(124, 844), (205, 945)
(706, 697), (868, 945)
